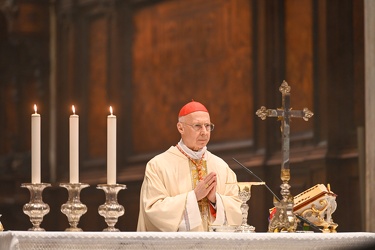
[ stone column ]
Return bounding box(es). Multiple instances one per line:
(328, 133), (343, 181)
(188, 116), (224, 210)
(364, 0), (375, 233)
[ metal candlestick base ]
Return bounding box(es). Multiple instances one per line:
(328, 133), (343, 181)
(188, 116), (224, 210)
(0, 214), (3, 231)
(268, 181), (298, 232)
(60, 183), (89, 231)
(21, 183), (51, 231)
(236, 182), (265, 233)
(97, 184), (126, 232)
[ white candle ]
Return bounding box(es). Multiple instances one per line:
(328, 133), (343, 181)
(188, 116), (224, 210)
(31, 104), (41, 183)
(69, 105), (79, 183)
(107, 106), (116, 184)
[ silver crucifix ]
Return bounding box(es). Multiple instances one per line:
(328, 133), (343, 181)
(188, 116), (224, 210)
(256, 80), (313, 232)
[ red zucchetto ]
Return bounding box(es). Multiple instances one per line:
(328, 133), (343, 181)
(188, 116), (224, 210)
(178, 100), (208, 117)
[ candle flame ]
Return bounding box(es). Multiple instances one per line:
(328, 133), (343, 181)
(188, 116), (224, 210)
(110, 106), (113, 115)
(34, 104), (37, 114)
(72, 105), (76, 114)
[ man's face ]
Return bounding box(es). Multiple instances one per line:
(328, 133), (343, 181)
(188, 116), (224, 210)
(177, 111), (211, 151)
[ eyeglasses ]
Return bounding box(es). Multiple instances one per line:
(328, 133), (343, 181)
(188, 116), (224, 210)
(181, 122), (215, 132)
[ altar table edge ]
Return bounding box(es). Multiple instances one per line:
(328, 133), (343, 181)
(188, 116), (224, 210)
(1, 231), (375, 250)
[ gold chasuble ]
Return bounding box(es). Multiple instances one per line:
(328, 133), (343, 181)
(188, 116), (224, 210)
(137, 146), (242, 232)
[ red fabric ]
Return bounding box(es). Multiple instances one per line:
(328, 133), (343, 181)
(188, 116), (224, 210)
(269, 207), (276, 221)
(209, 202), (217, 218)
(178, 100), (208, 117)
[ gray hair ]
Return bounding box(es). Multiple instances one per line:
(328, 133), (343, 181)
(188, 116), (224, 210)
(178, 116), (186, 122)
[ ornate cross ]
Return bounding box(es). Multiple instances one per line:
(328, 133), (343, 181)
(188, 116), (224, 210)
(256, 81), (314, 232)
(256, 80), (313, 179)
(256, 80), (314, 232)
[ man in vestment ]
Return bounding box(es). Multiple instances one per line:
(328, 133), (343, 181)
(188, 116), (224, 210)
(137, 101), (242, 231)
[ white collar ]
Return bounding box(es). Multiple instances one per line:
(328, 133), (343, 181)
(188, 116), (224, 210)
(177, 139), (206, 160)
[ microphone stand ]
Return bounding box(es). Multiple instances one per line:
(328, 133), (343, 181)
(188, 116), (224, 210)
(232, 158), (323, 232)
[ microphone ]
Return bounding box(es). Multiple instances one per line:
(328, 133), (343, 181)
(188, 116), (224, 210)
(232, 157), (323, 232)
(232, 158), (281, 202)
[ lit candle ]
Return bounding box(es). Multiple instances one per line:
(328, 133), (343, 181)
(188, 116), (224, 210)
(31, 104), (41, 183)
(70, 105), (79, 183)
(107, 106), (116, 184)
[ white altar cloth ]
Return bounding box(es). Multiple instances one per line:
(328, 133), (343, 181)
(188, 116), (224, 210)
(1, 231), (375, 250)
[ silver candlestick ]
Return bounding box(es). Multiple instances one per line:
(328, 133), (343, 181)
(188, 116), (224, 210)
(0, 214), (3, 231)
(236, 182), (265, 233)
(21, 183), (51, 231)
(60, 183), (89, 231)
(97, 184), (126, 232)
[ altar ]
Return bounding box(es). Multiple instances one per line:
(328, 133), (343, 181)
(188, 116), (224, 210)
(1, 231), (375, 250)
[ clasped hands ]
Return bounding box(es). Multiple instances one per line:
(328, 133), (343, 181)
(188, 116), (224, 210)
(194, 172), (217, 204)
